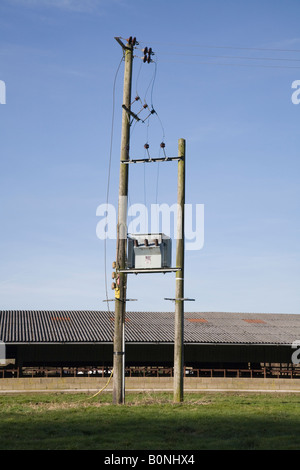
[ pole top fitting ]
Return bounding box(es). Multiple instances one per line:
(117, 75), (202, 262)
(115, 36), (135, 50)
(126, 37), (138, 46)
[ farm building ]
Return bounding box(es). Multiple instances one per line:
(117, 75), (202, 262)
(0, 310), (300, 378)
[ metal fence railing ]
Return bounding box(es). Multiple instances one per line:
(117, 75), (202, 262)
(1, 365), (300, 379)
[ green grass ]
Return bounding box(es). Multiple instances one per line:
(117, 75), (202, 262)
(0, 392), (300, 450)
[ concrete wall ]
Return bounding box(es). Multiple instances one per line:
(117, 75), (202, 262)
(1, 377), (300, 393)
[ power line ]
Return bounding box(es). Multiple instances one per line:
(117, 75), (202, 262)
(135, 60), (143, 100)
(159, 52), (300, 62)
(104, 53), (124, 333)
(140, 40), (300, 53)
(127, 52), (168, 239)
(137, 41), (300, 71)
(161, 58), (300, 69)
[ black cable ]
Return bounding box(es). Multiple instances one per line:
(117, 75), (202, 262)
(140, 40), (300, 53)
(135, 60), (143, 102)
(155, 160), (160, 206)
(155, 111), (166, 143)
(150, 60), (158, 108)
(150, 60), (166, 149)
(104, 53), (124, 330)
(129, 50), (167, 220)
(159, 52), (300, 62)
(162, 58), (300, 69)
(143, 60), (157, 105)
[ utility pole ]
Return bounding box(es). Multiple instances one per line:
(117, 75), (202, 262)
(174, 138), (186, 403)
(113, 37), (134, 405)
(111, 37), (187, 405)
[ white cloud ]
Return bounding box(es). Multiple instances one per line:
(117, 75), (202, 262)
(5, 0), (106, 13)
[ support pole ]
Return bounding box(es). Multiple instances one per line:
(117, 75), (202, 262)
(113, 39), (133, 405)
(174, 138), (186, 403)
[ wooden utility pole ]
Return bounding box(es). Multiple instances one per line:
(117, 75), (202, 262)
(174, 138), (186, 403)
(113, 37), (134, 405)
(111, 37), (187, 405)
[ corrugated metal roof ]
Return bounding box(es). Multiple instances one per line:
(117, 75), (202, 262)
(0, 311), (300, 346)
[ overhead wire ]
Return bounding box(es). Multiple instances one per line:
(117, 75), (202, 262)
(139, 40), (300, 53)
(126, 47), (168, 235)
(140, 53), (167, 211)
(85, 51), (125, 403)
(159, 51), (300, 63)
(144, 61), (157, 105)
(161, 59), (300, 69)
(141, 54), (167, 210)
(135, 60), (143, 102)
(137, 40), (300, 70)
(114, 43), (168, 241)
(149, 57), (166, 207)
(104, 52), (124, 336)
(97, 37), (299, 400)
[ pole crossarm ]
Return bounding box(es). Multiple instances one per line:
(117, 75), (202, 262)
(114, 37), (132, 50)
(118, 267), (181, 274)
(164, 298), (195, 302)
(122, 104), (141, 122)
(121, 156), (183, 164)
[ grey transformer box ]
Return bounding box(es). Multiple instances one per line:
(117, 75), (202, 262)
(127, 234), (172, 270)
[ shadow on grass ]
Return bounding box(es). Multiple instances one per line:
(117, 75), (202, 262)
(1, 395), (300, 450)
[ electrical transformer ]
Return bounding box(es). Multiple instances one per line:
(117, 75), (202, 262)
(127, 233), (172, 270)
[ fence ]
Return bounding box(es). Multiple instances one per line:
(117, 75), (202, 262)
(1, 365), (300, 379)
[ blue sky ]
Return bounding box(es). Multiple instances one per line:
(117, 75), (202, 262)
(0, 0), (299, 314)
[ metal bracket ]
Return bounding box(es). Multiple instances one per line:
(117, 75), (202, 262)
(115, 37), (132, 51)
(122, 104), (141, 122)
(121, 156), (183, 164)
(118, 268), (181, 274)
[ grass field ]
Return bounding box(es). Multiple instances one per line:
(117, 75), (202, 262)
(0, 391), (300, 450)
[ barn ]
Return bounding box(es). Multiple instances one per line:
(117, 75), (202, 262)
(0, 310), (300, 378)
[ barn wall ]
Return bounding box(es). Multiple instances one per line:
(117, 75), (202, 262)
(6, 343), (294, 368)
